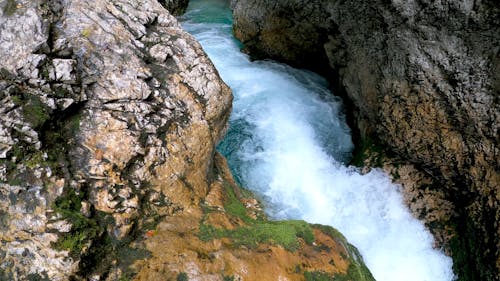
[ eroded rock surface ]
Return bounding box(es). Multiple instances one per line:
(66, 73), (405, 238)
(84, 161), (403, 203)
(134, 153), (375, 281)
(231, 0), (500, 280)
(0, 0), (231, 279)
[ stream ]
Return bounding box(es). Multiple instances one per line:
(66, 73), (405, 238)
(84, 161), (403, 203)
(181, 1), (455, 280)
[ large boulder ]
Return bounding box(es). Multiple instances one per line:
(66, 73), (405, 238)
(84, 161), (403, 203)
(0, 0), (231, 279)
(231, 0), (500, 280)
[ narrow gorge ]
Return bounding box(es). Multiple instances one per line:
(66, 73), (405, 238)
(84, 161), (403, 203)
(0, 0), (498, 281)
(182, 1), (453, 281)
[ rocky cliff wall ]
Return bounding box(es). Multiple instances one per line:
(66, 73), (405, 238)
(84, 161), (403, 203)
(0, 0), (232, 279)
(231, 0), (500, 280)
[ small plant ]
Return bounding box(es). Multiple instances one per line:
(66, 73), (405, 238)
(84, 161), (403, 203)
(26, 151), (45, 169)
(22, 94), (51, 129)
(10, 95), (22, 105)
(177, 272), (189, 281)
(81, 27), (92, 38)
(304, 271), (332, 281)
(2, 0), (17, 16)
(52, 188), (102, 256)
(222, 183), (253, 223)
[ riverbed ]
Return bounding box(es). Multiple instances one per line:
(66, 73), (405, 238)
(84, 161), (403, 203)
(181, 1), (454, 280)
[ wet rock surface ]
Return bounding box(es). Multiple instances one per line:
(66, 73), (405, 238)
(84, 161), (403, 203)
(134, 153), (375, 281)
(231, 0), (500, 280)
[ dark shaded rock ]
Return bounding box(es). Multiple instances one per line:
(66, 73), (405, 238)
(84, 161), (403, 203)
(159, 0), (190, 15)
(231, 0), (500, 280)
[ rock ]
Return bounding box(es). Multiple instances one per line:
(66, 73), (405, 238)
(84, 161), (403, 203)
(133, 153), (375, 281)
(231, 0), (500, 280)
(158, 0), (189, 15)
(0, 0), (231, 279)
(47, 220), (72, 233)
(232, 0), (331, 73)
(49, 59), (76, 83)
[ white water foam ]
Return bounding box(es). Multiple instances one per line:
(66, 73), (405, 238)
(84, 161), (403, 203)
(182, 2), (455, 280)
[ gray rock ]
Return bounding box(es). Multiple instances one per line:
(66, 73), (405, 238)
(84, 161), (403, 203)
(0, 0), (231, 279)
(49, 59), (76, 83)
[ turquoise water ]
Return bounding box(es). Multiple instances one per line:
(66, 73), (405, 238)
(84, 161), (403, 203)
(181, 1), (454, 280)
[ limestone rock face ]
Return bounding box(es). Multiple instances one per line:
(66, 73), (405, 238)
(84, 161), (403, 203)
(231, 0), (500, 280)
(0, 0), (231, 279)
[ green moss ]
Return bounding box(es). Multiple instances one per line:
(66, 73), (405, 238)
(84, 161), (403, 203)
(40, 66), (50, 80)
(0, 67), (14, 79)
(223, 275), (235, 281)
(201, 180), (373, 280)
(304, 271), (332, 281)
(222, 182), (252, 223)
(7, 178), (22, 186)
(199, 182), (314, 251)
(10, 95), (22, 106)
(449, 216), (497, 281)
(2, 0), (17, 16)
(10, 144), (26, 161)
(334, 258), (375, 281)
(350, 135), (386, 168)
(200, 219), (313, 251)
(26, 151), (45, 169)
(449, 235), (470, 281)
(177, 272), (189, 281)
(55, 231), (91, 253)
(22, 95), (51, 129)
(308, 224), (375, 281)
(52, 188), (102, 256)
(312, 224), (348, 242)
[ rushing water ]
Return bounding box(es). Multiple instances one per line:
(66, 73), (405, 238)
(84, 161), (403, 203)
(181, 1), (455, 280)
